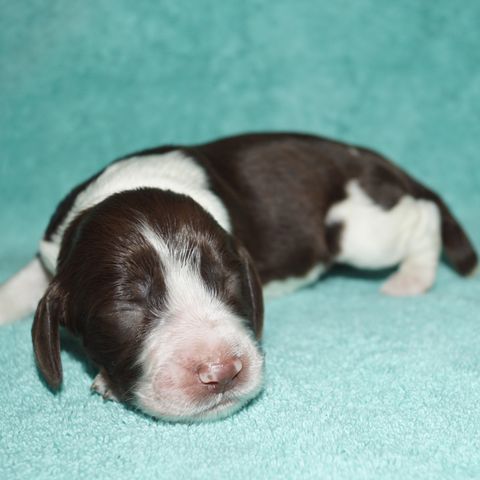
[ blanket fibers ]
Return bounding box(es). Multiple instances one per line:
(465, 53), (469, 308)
(1, 1), (479, 479)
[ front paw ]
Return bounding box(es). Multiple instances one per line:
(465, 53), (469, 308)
(91, 370), (119, 402)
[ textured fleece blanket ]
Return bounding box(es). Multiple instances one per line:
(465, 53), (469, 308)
(1, 1), (479, 479)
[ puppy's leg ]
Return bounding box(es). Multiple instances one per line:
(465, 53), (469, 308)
(91, 369), (119, 402)
(381, 200), (441, 296)
(0, 257), (51, 325)
(327, 181), (442, 296)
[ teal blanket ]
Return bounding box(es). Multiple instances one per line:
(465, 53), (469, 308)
(1, 1), (479, 479)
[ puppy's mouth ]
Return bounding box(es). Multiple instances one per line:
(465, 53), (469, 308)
(197, 397), (238, 417)
(134, 367), (264, 422)
(189, 389), (260, 421)
(135, 334), (265, 421)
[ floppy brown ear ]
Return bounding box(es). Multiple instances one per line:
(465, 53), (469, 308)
(236, 243), (264, 339)
(31, 280), (66, 390)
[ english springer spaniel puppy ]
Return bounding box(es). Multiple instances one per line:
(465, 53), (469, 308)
(0, 133), (477, 421)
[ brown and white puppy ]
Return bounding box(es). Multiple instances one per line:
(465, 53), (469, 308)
(0, 133), (477, 421)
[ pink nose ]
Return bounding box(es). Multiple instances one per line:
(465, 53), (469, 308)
(197, 358), (243, 389)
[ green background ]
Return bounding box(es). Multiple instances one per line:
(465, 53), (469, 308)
(1, 1), (479, 479)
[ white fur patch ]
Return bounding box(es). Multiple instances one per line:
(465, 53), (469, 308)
(38, 240), (59, 276)
(133, 227), (264, 421)
(91, 370), (119, 401)
(0, 258), (51, 324)
(326, 180), (441, 295)
(43, 151), (231, 274)
(263, 264), (326, 299)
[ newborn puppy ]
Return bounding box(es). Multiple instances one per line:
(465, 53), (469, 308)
(0, 132), (477, 421)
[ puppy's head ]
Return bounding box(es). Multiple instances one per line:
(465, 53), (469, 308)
(32, 189), (264, 421)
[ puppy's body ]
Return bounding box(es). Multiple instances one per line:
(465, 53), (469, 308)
(0, 132), (477, 421)
(41, 133), (477, 292)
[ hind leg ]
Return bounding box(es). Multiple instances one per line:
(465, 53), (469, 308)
(380, 250), (439, 296)
(326, 181), (442, 296)
(381, 200), (441, 296)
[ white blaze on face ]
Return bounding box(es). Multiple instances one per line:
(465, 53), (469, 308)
(133, 227), (264, 421)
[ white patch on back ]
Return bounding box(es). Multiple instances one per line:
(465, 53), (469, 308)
(326, 180), (441, 295)
(263, 264), (326, 299)
(41, 151), (231, 274)
(134, 226), (264, 421)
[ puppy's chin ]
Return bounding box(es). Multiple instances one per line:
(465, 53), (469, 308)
(131, 310), (264, 422)
(135, 381), (264, 423)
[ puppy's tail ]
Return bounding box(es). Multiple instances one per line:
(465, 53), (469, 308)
(0, 257), (51, 325)
(414, 183), (478, 276)
(438, 201), (478, 276)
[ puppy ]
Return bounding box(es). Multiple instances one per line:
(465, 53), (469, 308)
(0, 133), (477, 421)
